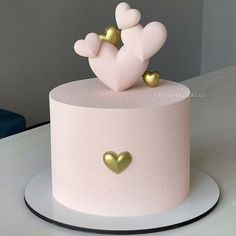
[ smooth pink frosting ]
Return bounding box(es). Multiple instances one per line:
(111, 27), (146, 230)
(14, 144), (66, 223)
(50, 78), (190, 216)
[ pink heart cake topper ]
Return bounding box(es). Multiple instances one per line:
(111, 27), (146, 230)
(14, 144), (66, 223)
(115, 2), (141, 30)
(121, 22), (167, 62)
(89, 42), (149, 92)
(74, 33), (101, 58)
(74, 2), (167, 92)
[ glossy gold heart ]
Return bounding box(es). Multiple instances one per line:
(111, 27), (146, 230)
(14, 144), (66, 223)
(99, 25), (121, 47)
(103, 151), (132, 174)
(143, 71), (160, 88)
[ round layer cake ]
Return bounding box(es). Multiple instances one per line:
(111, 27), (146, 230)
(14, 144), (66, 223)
(49, 78), (190, 217)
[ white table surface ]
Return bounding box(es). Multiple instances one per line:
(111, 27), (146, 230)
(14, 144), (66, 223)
(1, 66), (236, 235)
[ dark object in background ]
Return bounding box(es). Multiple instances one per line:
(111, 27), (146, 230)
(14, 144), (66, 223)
(0, 109), (26, 138)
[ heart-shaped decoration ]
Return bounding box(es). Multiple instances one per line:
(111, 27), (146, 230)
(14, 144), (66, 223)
(74, 33), (101, 58)
(103, 151), (132, 174)
(115, 2), (141, 30)
(121, 22), (167, 61)
(89, 42), (149, 91)
(143, 71), (160, 87)
(99, 25), (121, 47)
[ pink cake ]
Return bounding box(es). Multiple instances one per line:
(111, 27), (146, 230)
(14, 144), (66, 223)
(49, 2), (190, 217)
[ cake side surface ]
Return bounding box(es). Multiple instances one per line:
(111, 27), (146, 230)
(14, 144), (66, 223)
(49, 78), (190, 216)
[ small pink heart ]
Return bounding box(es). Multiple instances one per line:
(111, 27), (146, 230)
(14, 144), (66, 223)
(89, 42), (149, 91)
(74, 33), (101, 58)
(115, 2), (141, 30)
(121, 22), (167, 62)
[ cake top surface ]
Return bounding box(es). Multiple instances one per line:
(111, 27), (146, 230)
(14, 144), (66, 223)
(50, 78), (190, 109)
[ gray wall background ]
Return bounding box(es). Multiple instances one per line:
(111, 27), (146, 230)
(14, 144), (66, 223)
(0, 0), (204, 126)
(201, 0), (236, 73)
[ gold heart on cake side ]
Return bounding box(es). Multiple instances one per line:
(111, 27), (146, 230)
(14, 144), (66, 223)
(143, 71), (160, 88)
(103, 151), (132, 174)
(99, 25), (121, 47)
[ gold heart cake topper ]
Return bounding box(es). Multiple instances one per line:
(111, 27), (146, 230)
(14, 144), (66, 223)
(143, 71), (160, 87)
(103, 151), (132, 174)
(99, 25), (121, 47)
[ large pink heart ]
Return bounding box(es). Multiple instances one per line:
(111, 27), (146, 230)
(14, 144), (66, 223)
(121, 22), (167, 62)
(89, 42), (149, 91)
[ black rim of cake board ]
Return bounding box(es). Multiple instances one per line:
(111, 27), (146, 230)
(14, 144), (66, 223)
(24, 195), (220, 235)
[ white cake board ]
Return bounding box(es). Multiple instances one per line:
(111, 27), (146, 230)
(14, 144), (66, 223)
(24, 169), (220, 234)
